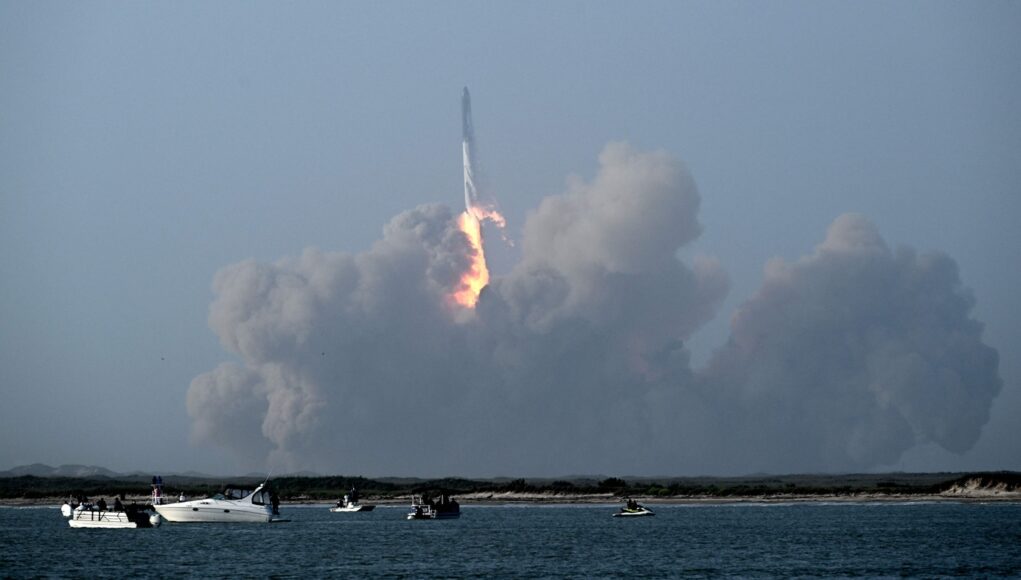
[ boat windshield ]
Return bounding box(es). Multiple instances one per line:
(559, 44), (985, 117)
(219, 487), (252, 500)
(252, 488), (272, 505)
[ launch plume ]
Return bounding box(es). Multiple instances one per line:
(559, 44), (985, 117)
(453, 87), (505, 308)
(189, 143), (733, 475)
(186, 127), (1002, 475)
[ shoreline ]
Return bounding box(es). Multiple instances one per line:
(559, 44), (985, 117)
(4, 492), (1020, 507)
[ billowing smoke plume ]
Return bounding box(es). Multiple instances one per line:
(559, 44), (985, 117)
(700, 214), (1002, 472)
(187, 143), (1001, 476)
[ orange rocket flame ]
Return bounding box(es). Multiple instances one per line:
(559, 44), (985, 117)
(452, 210), (490, 308)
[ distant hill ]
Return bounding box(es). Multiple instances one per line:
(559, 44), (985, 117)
(0, 464), (320, 480)
(0, 463), (121, 478)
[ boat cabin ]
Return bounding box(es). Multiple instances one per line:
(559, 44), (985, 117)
(213, 485), (274, 507)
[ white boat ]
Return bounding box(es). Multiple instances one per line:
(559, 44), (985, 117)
(151, 477), (280, 523)
(330, 499), (375, 513)
(330, 501), (375, 513)
(612, 499), (654, 517)
(68, 505), (162, 529)
(407, 493), (460, 520)
(330, 488), (375, 513)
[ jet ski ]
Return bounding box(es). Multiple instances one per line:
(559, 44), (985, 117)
(612, 499), (654, 517)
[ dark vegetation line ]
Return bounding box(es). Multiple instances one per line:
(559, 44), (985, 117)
(1, 472), (1019, 501)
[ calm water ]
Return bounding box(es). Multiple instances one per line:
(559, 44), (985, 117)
(1, 502), (1019, 578)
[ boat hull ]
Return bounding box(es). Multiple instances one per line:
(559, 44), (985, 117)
(69, 519), (137, 528)
(407, 511), (460, 520)
(407, 514), (460, 520)
(612, 509), (655, 517)
(67, 508), (158, 528)
(330, 504), (375, 513)
(154, 503), (273, 523)
(69, 513), (138, 528)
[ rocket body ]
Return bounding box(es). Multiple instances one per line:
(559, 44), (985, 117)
(461, 87), (473, 141)
(462, 87), (480, 216)
(464, 142), (477, 216)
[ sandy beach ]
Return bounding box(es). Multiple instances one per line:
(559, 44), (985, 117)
(5, 489), (1020, 507)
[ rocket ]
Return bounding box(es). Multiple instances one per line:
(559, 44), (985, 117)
(462, 86), (473, 142)
(462, 86), (479, 216)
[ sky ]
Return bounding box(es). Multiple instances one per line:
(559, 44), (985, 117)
(1, 1), (1019, 477)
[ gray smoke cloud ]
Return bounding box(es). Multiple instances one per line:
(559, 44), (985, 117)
(700, 214), (1002, 472)
(187, 143), (1001, 476)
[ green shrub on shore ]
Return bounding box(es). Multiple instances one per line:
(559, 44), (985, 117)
(2, 471), (1018, 501)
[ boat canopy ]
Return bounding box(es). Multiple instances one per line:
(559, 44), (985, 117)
(209, 484), (272, 505)
(213, 487), (254, 500)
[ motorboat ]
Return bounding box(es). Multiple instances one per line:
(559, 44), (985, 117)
(150, 476), (281, 523)
(407, 493), (460, 520)
(67, 503), (161, 529)
(612, 499), (654, 517)
(153, 484), (279, 523)
(330, 489), (375, 512)
(330, 499), (375, 513)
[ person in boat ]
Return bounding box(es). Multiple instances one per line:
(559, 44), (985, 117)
(271, 490), (280, 516)
(97, 498), (107, 513)
(349, 487), (359, 503)
(113, 497), (123, 512)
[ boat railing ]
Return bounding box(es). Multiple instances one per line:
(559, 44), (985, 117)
(73, 508), (122, 522)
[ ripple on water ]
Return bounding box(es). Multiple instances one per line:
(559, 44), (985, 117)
(1, 502), (1019, 578)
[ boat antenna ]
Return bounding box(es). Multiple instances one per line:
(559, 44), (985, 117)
(263, 470), (273, 487)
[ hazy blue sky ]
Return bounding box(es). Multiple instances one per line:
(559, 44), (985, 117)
(2, 1), (1018, 476)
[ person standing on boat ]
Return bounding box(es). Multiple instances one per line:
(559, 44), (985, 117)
(97, 498), (107, 513)
(113, 497), (123, 512)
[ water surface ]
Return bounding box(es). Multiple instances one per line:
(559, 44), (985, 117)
(2, 502), (1019, 577)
